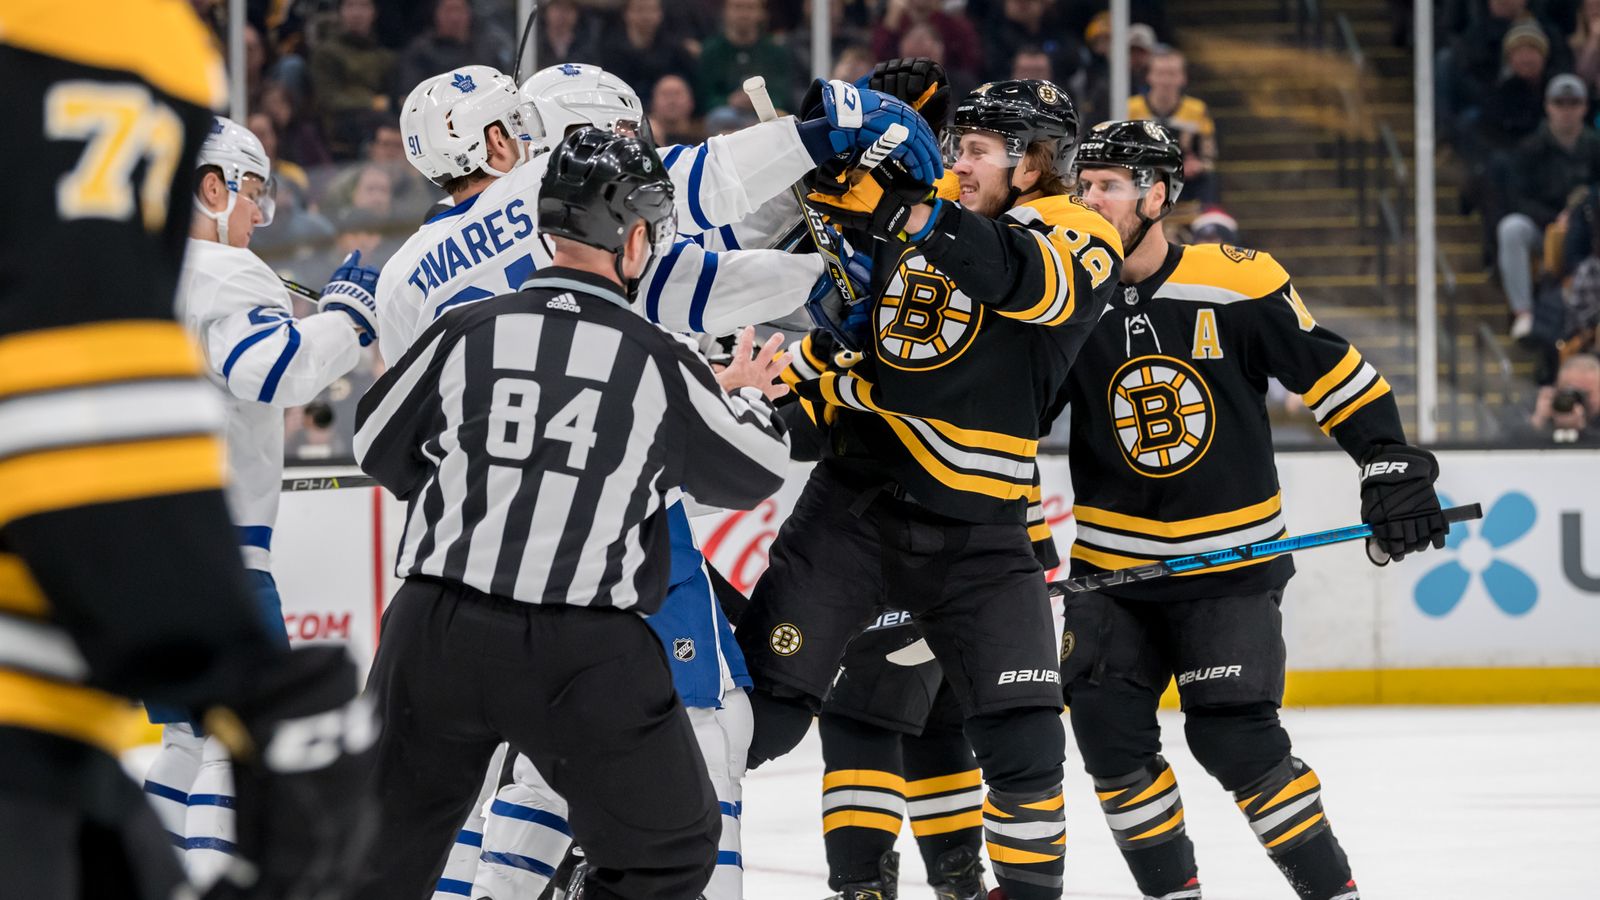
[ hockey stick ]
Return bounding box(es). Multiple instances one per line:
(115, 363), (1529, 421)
(281, 473), (378, 492)
(1046, 503), (1483, 598)
(511, 1), (540, 84)
(279, 275), (321, 302)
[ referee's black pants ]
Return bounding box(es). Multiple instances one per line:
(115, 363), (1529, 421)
(350, 577), (719, 900)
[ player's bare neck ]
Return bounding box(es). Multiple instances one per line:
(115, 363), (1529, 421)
(1121, 223), (1169, 285)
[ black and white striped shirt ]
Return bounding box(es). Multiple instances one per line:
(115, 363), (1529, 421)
(354, 268), (790, 613)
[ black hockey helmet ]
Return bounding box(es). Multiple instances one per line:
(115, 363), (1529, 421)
(940, 79), (1080, 177)
(1071, 119), (1185, 216)
(538, 126), (677, 263)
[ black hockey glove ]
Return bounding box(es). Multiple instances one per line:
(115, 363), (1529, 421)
(200, 646), (379, 900)
(805, 157), (935, 242)
(866, 57), (952, 130)
(1359, 443), (1448, 565)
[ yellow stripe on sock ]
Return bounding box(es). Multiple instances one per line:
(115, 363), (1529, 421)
(982, 798), (1012, 819)
(1266, 812), (1325, 849)
(905, 769), (981, 797)
(910, 810), (983, 836)
(1260, 770), (1321, 812)
(986, 841), (1063, 865)
(823, 768), (906, 794)
(1121, 766), (1176, 808)
(1022, 792), (1064, 811)
(822, 810), (904, 835)
(1128, 808), (1186, 841)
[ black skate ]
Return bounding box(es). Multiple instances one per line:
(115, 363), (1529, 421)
(928, 846), (988, 900)
(825, 849), (899, 900)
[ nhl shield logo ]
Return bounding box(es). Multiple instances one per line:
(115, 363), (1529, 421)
(770, 623), (803, 657)
(673, 638), (695, 661)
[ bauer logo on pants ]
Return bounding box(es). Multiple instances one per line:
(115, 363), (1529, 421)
(770, 623), (803, 656)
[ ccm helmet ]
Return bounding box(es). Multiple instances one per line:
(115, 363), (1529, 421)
(400, 65), (534, 186)
(194, 116), (275, 245)
(520, 63), (651, 154)
(940, 79), (1080, 177)
(1071, 119), (1185, 250)
(538, 127), (677, 285)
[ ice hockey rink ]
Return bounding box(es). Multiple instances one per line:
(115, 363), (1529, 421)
(739, 705), (1599, 899)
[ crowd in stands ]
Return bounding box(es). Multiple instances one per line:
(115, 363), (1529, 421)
(1436, 0), (1600, 437)
(198, 0), (1233, 455)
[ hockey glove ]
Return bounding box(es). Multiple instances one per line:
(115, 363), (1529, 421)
(796, 80), (944, 185)
(318, 250), (380, 346)
(806, 157), (937, 242)
(199, 646), (379, 900)
(1358, 443), (1449, 565)
(805, 245), (873, 352)
(861, 57), (952, 131)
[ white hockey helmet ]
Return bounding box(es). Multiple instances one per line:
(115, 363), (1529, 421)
(194, 116), (275, 244)
(520, 63), (650, 154)
(400, 65), (535, 186)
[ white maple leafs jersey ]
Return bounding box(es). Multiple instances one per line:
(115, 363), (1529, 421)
(376, 119), (825, 364)
(175, 239), (363, 569)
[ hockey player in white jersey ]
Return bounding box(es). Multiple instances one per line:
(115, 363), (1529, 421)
(377, 63), (941, 364)
(137, 117), (381, 887)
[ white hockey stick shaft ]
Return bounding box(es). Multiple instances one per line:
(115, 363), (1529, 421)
(743, 76), (778, 123)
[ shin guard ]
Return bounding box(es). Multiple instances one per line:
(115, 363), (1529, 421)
(1093, 757), (1198, 899)
(1234, 757), (1357, 900)
(982, 785), (1065, 900)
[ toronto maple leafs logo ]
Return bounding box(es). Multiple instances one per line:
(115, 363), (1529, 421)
(559, 63), (583, 76)
(451, 72), (476, 93)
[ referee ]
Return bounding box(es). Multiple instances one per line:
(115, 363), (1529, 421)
(349, 128), (792, 900)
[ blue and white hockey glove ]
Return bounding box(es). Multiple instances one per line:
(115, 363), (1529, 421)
(806, 246), (873, 353)
(318, 250), (380, 346)
(797, 80), (943, 185)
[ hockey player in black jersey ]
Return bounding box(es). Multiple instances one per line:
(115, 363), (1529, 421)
(737, 79), (1122, 900)
(1056, 121), (1450, 900)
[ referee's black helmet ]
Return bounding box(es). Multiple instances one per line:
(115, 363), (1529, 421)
(941, 79), (1080, 176)
(538, 126), (677, 259)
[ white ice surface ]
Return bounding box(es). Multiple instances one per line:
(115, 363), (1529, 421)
(740, 706), (1600, 899)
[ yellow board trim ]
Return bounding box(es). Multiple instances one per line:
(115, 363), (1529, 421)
(823, 768), (906, 794)
(905, 769), (981, 797)
(1074, 493), (1282, 539)
(0, 435), (224, 528)
(0, 668), (145, 754)
(1152, 667), (1600, 708)
(1302, 345), (1361, 407)
(910, 810), (983, 836)
(0, 554), (49, 618)
(0, 0), (227, 110)
(0, 320), (203, 398)
(822, 810), (903, 835)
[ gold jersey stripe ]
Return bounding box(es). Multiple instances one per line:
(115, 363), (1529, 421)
(0, 668), (146, 754)
(822, 810), (903, 835)
(905, 769), (982, 797)
(1302, 345), (1362, 408)
(1073, 493), (1282, 539)
(823, 768), (906, 793)
(0, 435), (223, 529)
(824, 372), (1038, 457)
(1319, 376), (1391, 434)
(0, 0), (227, 110)
(0, 554), (48, 618)
(999, 229), (1066, 323)
(881, 415), (1034, 501)
(0, 320), (203, 399)
(1070, 543), (1279, 577)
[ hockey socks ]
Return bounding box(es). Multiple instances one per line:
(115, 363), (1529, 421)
(141, 722), (204, 851)
(982, 785), (1065, 900)
(1093, 756), (1199, 899)
(1234, 757), (1358, 900)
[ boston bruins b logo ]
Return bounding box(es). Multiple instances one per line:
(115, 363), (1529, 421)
(1108, 355), (1215, 477)
(876, 252), (982, 370)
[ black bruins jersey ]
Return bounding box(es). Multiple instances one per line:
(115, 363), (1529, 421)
(0, 1), (273, 763)
(789, 194), (1123, 527)
(1064, 242), (1406, 601)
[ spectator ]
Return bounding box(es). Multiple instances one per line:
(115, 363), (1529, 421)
(1011, 45), (1054, 82)
(1497, 74), (1600, 339)
(1127, 23), (1159, 94)
(393, 0), (514, 107)
(244, 111), (334, 255)
(1530, 353), (1600, 441)
(597, 0), (696, 97)
(322, 118), (439, 225)
(1479, 23), (1556, 152)
(896, 22), (976, 97)
(1188, 206), (1240, 245)
(1077, 11), (1112, 122)
(981, 0), (1083, 83)
(244, 23), (270, 111)
(830, 43), (876, 82)
(1128, 48), (1220, 204)
(536, 0), (601, 66)
(1572, 0), (1600, 101)
(308, 0), (396, 159)
(697, 0), (796, 113)
(1442, 0), (1571, 131)
(649, 74), (704, 144)
(260, 79), (332, 169)
(782, 0), (869, 84)
(871, 0), (982, 86)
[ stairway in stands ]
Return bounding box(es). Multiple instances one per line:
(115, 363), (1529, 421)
(1168, 0), (1535, 442)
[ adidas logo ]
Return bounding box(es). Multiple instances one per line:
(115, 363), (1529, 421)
(546, 292), (581, 314)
